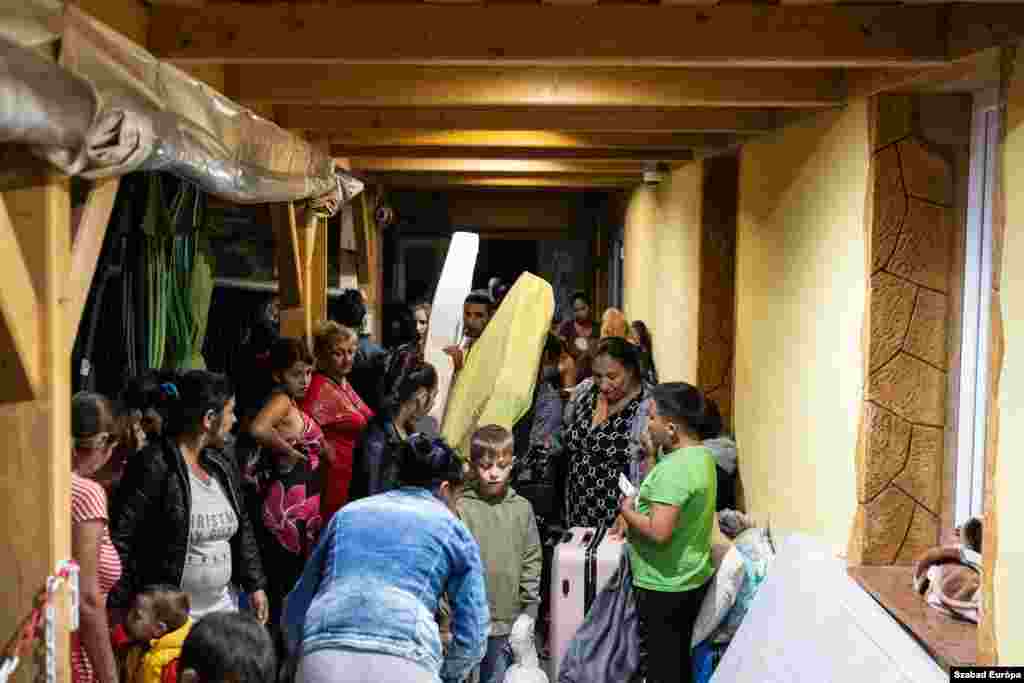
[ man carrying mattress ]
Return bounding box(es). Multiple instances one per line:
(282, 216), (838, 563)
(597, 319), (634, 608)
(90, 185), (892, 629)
(444, 290), (494, 373)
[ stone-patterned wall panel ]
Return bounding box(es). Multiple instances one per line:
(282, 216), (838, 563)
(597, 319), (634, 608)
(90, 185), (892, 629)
(876, 95), (914, 151)
(856, 95), (964, 568)
(861, 402), (912, 502)
(898, 138), (954, 206)
(904, 288), (949, 369)
(872, 145), (907, 273)
(888, 199), (953, 292)
(861, 486), (916, 564)
(893, 425), (944, 513)
(870, 272), (917, 373)
(868, 352), (946, 426)
(894, 505), (940, 565)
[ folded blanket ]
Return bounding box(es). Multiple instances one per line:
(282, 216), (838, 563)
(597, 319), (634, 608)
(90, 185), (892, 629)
(912, 545), (982, 623)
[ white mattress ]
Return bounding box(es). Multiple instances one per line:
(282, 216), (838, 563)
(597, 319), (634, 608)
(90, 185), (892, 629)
(711, 533), (946, 683)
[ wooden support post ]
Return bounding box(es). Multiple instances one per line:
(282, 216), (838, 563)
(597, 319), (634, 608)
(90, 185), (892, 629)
(273, 202), (304, 341)
(67, 177), (120, 342)
(0, 194), (43, 401)
(273, 202), (328, 348)
(307, 211), (328, 334)
(0, 171), (72, 683)
(354, 192), (383, 343)
(339, 203), (359, 291)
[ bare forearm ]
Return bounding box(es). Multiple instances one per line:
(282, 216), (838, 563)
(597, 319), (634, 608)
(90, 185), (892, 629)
(622, 507), (662, 543)
(80, 600), (118, 683)
(252, 427), (303, 460)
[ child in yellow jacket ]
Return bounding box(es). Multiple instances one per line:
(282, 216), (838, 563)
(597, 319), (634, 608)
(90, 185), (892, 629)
(112, 586), (192, 683)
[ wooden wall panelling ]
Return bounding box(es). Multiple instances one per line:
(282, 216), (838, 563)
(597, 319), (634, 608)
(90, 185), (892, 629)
(0, 172), (72, 683)
(698, 154), (739, 431)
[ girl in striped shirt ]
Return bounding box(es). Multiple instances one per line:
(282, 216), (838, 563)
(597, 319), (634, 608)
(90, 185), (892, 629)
(72, 392), (124, 683)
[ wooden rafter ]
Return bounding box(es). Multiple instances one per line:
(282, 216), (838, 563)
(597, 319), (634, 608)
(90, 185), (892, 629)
(325, 129), (733, 149)
(346, 157), (652, 174)
(233, 65), (842, 109)
(365, 173), (638, 189)
(150, 4), (951, 67)
(847, 46), (1002, 99)
(67, 177), (120, 342)
(333, 145), (696, 162)
(273, 106), (799, 134)
(948, 5), (1024, 60)
(0, 193), (42, 400)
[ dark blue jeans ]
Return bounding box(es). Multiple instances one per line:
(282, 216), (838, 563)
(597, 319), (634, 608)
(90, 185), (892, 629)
(477, 635), (512, 683)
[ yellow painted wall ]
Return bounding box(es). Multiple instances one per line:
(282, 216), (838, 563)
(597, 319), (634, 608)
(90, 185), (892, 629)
(995, 53), (1024, 666)
(623, 163), (703, 383)
(734, 102), (870, 549)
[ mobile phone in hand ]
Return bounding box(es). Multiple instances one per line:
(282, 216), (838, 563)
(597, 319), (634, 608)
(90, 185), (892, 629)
(618, 472), (636, 498)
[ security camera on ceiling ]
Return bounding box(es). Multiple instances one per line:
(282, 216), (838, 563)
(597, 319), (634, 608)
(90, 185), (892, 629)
(642, 162), (669, 186)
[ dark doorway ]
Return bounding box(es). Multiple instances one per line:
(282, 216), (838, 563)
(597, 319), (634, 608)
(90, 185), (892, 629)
(473, 238), (539, 291)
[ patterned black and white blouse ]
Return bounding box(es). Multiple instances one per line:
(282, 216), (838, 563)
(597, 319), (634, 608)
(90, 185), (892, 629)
(563, 383), (647, 529)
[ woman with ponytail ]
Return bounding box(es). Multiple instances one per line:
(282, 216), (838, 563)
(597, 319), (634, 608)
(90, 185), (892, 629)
(71, 392), (122, 683)
(349, 362), (438, 501)
(109, 370), (268, 624)
(285, 435), (489, 683)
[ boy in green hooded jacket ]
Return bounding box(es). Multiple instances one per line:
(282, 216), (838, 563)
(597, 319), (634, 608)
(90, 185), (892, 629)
(456, 424), (542, 683)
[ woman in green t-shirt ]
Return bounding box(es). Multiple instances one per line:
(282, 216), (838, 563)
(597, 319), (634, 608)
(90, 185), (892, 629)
(613, 382), (717, 683)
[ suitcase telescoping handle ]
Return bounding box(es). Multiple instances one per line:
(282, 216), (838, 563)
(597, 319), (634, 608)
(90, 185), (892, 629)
(583, 522), (609, 614)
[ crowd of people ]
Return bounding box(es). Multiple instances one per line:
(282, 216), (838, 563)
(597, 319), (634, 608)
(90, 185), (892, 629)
(69, 284), (738, 683)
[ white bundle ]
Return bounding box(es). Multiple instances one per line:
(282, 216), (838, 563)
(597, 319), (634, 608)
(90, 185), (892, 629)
(504, 615), (548, 683)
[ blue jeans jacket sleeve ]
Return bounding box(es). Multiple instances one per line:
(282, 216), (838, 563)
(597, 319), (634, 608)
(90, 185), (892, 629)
(440, 530), (490, 683)
(283, 517), (330, 651)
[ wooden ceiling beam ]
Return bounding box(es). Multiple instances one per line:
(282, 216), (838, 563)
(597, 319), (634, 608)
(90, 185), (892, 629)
(232, 65), (843, 108)
(150, 3), (950, 67)
(366, 173), (638, 189)
(334, 144), (695, 161)
(273, 105), (799, 133)
(323, 129), (730, 149)
(948, 5), (1024, 60)
(347, 157), (651, 174)
(846, 46), (1001, 99)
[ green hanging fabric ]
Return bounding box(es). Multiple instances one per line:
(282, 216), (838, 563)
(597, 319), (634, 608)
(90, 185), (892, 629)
(166, 231), (195, 368)
(141, 174), (209, 371)
(141, 174), (172, 371)
(185, 233), (215, 369)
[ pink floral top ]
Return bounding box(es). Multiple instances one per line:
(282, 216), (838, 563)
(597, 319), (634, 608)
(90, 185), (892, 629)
(252, 406), (324, 558)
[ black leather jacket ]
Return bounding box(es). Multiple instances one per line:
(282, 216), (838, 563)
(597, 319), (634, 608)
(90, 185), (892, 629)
(349, 417), (403, 502)
(108, 437), (267, 608)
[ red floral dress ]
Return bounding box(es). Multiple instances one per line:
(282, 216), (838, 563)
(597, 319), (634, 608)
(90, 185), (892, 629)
(300, 372), (374, 522)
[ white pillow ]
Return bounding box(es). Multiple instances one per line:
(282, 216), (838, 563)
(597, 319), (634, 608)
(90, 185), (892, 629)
(691, 543), (745, 647)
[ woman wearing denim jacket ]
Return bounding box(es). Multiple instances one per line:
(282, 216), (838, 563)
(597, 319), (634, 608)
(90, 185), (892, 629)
(284, 435), (489, 683)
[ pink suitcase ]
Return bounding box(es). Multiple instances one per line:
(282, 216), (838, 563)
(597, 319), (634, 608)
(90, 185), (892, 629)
(547, 526), (625, 681)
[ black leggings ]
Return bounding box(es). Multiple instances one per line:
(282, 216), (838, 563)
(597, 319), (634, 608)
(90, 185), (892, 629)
(635, 582), (710, 683)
